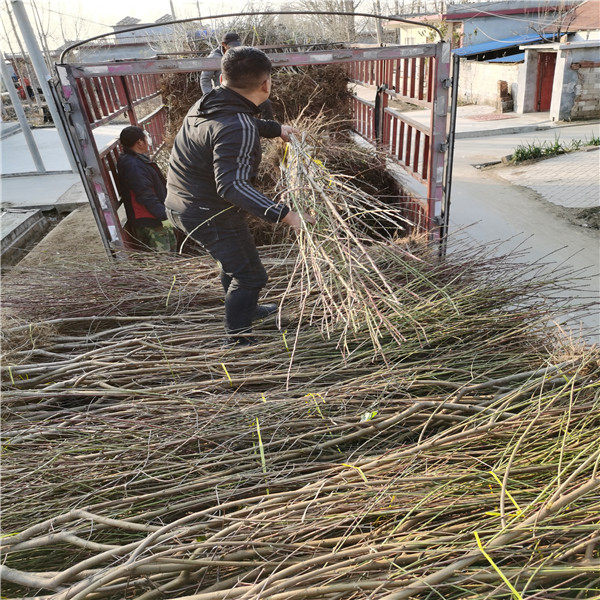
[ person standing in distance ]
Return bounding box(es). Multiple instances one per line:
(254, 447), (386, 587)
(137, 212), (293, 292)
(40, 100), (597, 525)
(199, 32), (241, 96)
(200, 32), (274, 119)
(166, 46), (314, 345)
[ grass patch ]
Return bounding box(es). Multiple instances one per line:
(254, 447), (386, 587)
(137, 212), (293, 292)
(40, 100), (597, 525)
(512, 135), (599, 162)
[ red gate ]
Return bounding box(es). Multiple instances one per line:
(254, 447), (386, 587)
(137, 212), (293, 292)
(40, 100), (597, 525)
(55, 41), (451, 257)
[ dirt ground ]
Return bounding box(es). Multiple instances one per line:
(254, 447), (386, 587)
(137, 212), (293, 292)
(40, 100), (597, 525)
(12, 205), (107, 270)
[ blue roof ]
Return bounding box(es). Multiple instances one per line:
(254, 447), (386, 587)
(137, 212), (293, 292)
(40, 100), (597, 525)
(489, 52), (525, 63)
(453, 33), (552, 57)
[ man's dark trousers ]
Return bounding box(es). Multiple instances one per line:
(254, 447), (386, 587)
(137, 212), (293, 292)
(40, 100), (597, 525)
(167, 207), (267, 338)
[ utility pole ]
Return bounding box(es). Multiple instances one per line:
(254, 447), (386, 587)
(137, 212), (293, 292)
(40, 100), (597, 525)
(169, 0), (177, 19)
(0, 50), (46, 173)
(10, 0), (78, 172)
(4, 0), (42, 106)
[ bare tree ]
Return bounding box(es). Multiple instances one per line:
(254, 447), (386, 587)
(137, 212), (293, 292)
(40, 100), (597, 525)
(57, 1), (91, 47)
(529, 0), (579, 41)
(297, 0), (358, 42)
(373, 0), (384, 44)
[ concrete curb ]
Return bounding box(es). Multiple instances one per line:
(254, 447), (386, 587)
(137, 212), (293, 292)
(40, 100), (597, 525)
(1, 210), (50, 267)
(455, 119), (600, 139)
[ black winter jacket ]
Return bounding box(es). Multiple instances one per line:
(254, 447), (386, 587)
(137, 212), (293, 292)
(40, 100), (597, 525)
(166, 86), (289, 224)
(117, 149), (167, 227)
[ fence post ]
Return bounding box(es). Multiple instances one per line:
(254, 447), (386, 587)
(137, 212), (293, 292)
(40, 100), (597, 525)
(426, 42), (450, 241)
(116, 76), (138, 125)
(0, 51), (46, 173)
(439, 52), (460, 257)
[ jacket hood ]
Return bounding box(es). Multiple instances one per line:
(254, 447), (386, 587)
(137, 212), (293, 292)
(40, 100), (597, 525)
(190, 86), (261, 120)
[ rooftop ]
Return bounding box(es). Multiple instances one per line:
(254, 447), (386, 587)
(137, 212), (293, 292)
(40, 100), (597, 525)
(444, 0), (580, 20)
(453, 33), (555, 56)
(545, 0), (600, 32)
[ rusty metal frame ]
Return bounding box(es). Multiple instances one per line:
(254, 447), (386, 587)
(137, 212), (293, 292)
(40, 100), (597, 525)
(55, 41), (452, 257)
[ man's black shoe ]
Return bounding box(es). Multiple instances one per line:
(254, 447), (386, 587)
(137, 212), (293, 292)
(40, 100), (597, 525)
(222, 335), (257, 348)
(253, 303), (278, 321)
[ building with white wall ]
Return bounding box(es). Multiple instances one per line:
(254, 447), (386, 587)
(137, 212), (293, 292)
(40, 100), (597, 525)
(444, 0), (580, 46)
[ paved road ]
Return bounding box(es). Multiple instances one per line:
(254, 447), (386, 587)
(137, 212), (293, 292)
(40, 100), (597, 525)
(448, 123), (600, 341)
(498, 148), (599, 209)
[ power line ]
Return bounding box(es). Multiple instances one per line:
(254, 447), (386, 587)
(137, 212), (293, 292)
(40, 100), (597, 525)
(26, 3), (112, 28)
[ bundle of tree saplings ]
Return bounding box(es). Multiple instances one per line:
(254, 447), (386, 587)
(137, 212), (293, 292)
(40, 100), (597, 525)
(1, 136), (598, 600)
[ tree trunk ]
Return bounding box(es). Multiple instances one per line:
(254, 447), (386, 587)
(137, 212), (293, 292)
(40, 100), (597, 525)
(373, 0), (384, 45)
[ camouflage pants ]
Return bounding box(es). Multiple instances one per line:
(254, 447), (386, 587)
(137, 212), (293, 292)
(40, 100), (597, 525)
(134, 225), (176, 252)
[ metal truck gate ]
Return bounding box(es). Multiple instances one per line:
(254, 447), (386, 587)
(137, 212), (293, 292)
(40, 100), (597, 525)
(54, 41), (451, 257)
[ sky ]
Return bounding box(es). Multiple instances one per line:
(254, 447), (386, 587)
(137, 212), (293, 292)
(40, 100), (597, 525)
(1, 0), (430, 52)
(1, 0), (288, 50)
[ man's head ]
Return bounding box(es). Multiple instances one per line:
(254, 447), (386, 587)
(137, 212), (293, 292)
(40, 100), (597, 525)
(120, 126), (149, 154)
(221, 46), (272, 105)
(221, 31), (241, 52)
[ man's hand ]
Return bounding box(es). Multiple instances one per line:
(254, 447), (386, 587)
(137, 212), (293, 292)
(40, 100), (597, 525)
(280, 125), (298, 143)
(282, 210), (315, 232)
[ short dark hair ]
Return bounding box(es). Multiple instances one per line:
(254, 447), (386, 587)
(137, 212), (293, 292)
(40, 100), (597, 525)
(222, 31), (241, 45)
(120, 126), (146, 148)
(221, 46), (272, 90)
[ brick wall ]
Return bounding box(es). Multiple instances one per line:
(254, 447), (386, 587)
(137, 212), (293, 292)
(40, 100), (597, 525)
(571, 65), (600, 119)
(458, 59), (520, 107)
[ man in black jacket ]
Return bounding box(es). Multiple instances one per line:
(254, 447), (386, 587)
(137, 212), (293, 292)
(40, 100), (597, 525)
(166, 46), (313, 345)
(117, 126), (175, 252)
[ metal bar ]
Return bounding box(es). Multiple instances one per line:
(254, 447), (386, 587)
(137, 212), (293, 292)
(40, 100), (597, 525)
(398, 121), (405, 160)
(98, 138), (120, 160)
(405, 125), (412, 168)
(76, 79), (94, 123)
(11, 0), (78, 171)
(138, 105), (165, 126)
(105, 77), (120, 111)
(99, 76), (115, 113)
(410, 57), (416, 98)
(139, 74), (147, 98)
(88, 106), (129, 130)
(418, 57), (425, 101)
(84, 78), (102, 121)
(0, 51), (46, 172)
(159, 42), (346, 55)
(427, 57), (434, 103)
(384, 89), (431, 109)
(92, 78), (109, 116)
(381, 87), (390, 147)
(128, 75), (138, 101)
(141, 74), (149, 97)
(383, 108), (430, 135)
(68, 45), (438, 77)
(427, 43), (451, 241)
(54, 64), (115, 256)
(440, 52), (460, 257)
(131, 90), (162, 108)
(413, 130), (421, 174)
(422, 135), (430, 180)
(119, 76), (138, 125)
